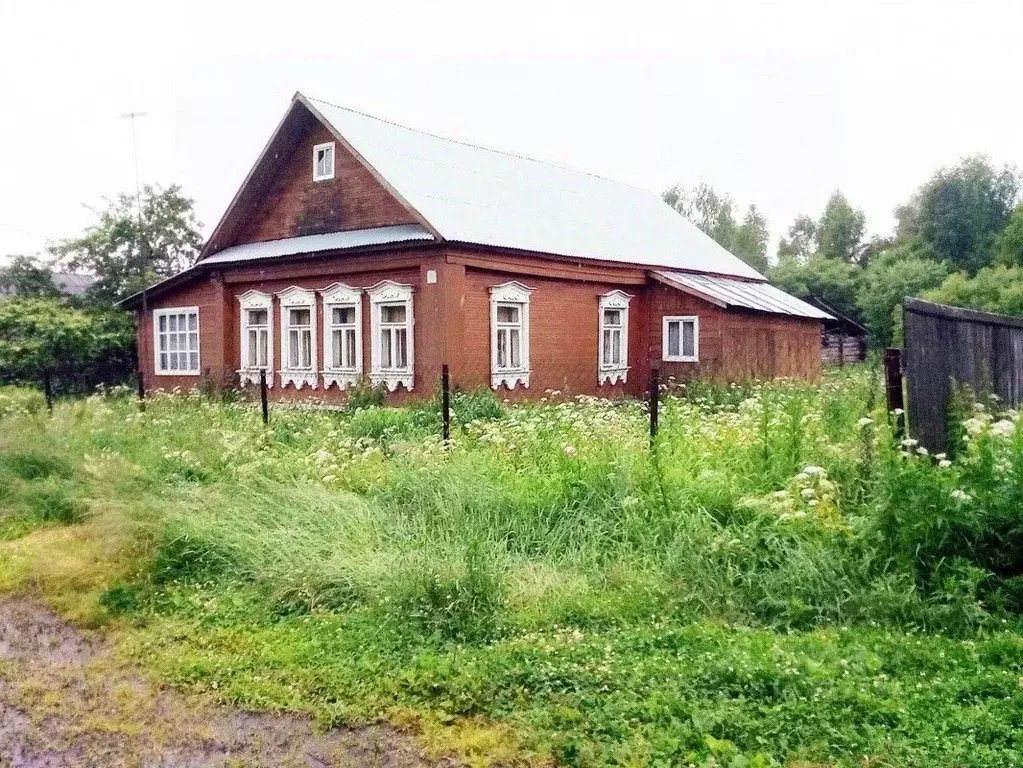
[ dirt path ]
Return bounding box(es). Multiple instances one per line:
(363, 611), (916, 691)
(0, 599), (449, 767)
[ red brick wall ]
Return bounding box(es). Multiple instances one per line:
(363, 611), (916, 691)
(460, 267), (646, 399)
(137, 249), (822, 402)
(235, 123), (417, 245)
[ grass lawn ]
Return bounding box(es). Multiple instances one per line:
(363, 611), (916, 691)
(1, 373), (1022, 767)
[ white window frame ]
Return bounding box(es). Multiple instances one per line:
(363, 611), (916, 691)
(153, 307), (200, 376)
(489, 281), (533, 390)
(367, 280), (414, 392)
(662, 315), (700, 362)
(320, 282), (363, 390)
(598, 290), (632, 385)
(237, 290), (273, 387)
(276, 286), (318, 389)
(313, 142), (335, 181)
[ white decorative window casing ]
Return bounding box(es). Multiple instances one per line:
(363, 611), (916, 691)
(320, 282), (363, 390)
(367, 281), (414, 392)
(662, 316), (699, 362)
(489, 281), (533, 390)
(237, 291), (273, 387)
(153, 307), (200, 375)
(313, 142), (335, 181)
(277, 286), (318, 389)
(598, 290), (632, 385)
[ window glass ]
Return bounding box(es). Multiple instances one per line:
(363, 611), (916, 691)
(333, 306), (355, 325)
(667, 321), (680, 357)
(496, 305), (519, 323)
(381, 305), (406, 324)
(682, 321), (695, 358)
(603, 309), (621, 326)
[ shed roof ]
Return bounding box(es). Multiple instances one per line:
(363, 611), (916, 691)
(202, 224), (433, 266)
(653, 271), (833, 320)
(206, 93), (764, 281)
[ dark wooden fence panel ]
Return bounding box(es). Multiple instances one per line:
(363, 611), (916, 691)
(904, 298), (1023, 451)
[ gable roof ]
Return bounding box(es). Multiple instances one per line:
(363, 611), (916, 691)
(202, 93), (766, 281)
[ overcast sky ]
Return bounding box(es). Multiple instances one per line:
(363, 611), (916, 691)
(1, 0), (1020, 267)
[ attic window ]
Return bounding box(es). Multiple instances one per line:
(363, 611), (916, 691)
(313, 142), (335, 181)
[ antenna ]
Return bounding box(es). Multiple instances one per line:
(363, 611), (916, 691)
(119, 111), (148, 224)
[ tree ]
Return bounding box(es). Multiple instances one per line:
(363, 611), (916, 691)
(776, 215), (817, 263)
(731, 204), (770, 274)
(856, 242), (948, 347)
(816, 191), (867, 265)
(923, 265), (1023, 317)
(0, 298), (133, 390)
(770, 254), (861, 322)
(662, 182), (738, 250)
(995, 205), (1023, 266)
(899, 156), (1019, 274)
(51, 184), (203, 305)
(0, 255), (57, 297)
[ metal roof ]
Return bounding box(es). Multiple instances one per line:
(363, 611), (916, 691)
(305, 96), (766, 281)
(116, 225), (432, 308)
(202, 224), (433, 265)
(654, 271), (833, 320)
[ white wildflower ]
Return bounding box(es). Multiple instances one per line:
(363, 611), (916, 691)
(802, 465), (826, 476)
(857, 417), (873, 428)
(991, 419), (1015, 437)
(951, 489), (972, 502)
(938, 459), (952, 468)
(563, 445), (577, 457)
(916, 446), (929, 456)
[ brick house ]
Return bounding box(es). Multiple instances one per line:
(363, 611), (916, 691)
(121, 92), (830, 401)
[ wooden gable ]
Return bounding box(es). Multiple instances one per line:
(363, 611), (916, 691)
(202, 98), (427, 259)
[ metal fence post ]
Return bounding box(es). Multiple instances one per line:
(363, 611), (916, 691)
(136, 365), (146, 412)
(43, 370), (53, 413)
(884, 348), (905, 439)
(441, 364), (451, 443)
(259, 368), (269, 426)
(649, 365), (660, 446)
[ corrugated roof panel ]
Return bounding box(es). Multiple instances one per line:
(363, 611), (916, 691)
(656, 271), (833, 320)
(306, 97), (766, 281)
(202, 224), (433, 265)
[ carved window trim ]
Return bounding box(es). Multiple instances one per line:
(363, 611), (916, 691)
(237, 290), (274, 387)
(598, 290), (632, 385)
(367, 280), (414, 392)
(320, 282), (363, 390)
(662, 315), (700, 362)
(489, 281), (533, 390)
(277, 286), (319, 389)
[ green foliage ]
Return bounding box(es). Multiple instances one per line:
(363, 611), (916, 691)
(0, 254), (58, 297)
(996, 204), (1023, 266)
(776, 214), (817, 262)
(770, 254), (861, 322)
(900, 156), (1020, 275)
(730, 204), (770, 274)
(7, 377), (1023, 766)
(51, 184), (203, 305)
(663, 183), (769, 273)
(923, 265), (1023, 316)
(0, 297), (133, 390)
(816, 190), (867, 265)
(856, 243), (948, 346)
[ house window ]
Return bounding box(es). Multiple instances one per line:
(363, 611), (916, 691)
(276, 286), (318, 389)
(489, 281), (533, 390)
(320, 283), (363, 390)
(313, 142), (335, 181)
(237, 291), (273, 386)
(662, 316), (699, 362)
(153, 307), (200, 375)
(598, 290), (632, 384)
(367, 281), (414, 391)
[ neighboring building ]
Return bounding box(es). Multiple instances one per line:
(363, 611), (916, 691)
(119, 92), (830, 401)
(805, 297), (868, 365)
(0, 269), (94, 299)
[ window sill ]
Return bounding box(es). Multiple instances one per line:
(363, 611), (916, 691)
(280, 370), (318, 389)
(238, 368), (273, 388)
(662, 357), (699, 364)
(371, 370), (413, 392)
(323, 370), (361, 390)
(155, 370), (200, 377)
(491, 370), (530, 390)
(598, 366), (630, 385)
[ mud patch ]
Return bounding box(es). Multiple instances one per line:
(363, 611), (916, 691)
(0, 599), (453, 767)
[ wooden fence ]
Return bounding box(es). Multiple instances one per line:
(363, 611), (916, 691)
(903, 298), (1023, 451)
